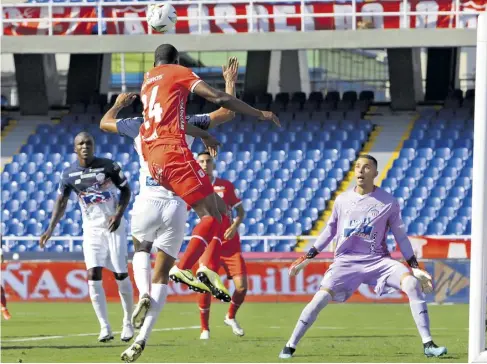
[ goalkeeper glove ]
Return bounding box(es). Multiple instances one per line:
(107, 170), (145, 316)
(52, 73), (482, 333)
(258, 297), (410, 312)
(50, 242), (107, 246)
(289, 247), (319, 277)
(411, 268), (434, 294)
(407, 256), (433, 293)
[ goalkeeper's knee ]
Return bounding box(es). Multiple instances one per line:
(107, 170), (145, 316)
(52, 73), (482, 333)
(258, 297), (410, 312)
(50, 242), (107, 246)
(402, 275), (424, 300)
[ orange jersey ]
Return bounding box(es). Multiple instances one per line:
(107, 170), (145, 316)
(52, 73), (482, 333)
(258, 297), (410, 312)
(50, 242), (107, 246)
(139, 64), (202, 158)
(212, 177), (242, 212)
(212, 177), (242, 252)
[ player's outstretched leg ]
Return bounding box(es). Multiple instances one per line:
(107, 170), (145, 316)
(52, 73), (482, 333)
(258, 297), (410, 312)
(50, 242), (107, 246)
(88, 268), (113, 342)
(131, 239), (153, 329)
(121, 250), (173, 362)
(196, 215), (231, 302)
(115, 273), (134, 342)
(1, 285), (11, 320)
(199, 293), (211, 340)
(401, 275), (447, 357)
(279, 290), (332, 359)
(224, 274), (247, 337)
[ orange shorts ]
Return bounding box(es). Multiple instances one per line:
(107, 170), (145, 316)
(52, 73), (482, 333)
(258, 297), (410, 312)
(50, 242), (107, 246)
(220, 250), (247, 279)
(147, 144), (214, 206)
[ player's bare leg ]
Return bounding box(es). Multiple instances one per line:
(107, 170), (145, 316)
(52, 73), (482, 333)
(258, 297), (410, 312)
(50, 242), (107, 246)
(121, 250), (174, 362)
(1, 285), (11, 320)
(87, 267), (114, 342)
(224, 274), (247, 336)
(279, 289), (333, 358)
(170, 193), (230, 301)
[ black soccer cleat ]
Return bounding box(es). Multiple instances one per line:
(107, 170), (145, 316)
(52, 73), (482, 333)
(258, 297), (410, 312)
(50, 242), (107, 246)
(278, 346), (296, 359)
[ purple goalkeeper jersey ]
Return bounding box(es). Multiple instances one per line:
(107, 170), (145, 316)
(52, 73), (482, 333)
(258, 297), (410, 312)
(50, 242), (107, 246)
(313, 186), (414, 261)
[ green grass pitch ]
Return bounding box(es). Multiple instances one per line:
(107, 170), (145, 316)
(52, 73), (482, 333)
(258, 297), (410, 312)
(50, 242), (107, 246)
(1, 302), (467, 363)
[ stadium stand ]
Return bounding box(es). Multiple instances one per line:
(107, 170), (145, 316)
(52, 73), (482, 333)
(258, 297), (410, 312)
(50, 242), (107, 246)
(381, 90), (474, 237)
(1, 90), (374, 253)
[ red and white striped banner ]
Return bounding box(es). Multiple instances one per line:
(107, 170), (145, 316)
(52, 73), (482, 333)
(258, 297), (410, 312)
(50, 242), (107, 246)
(2, 0), (486, 36)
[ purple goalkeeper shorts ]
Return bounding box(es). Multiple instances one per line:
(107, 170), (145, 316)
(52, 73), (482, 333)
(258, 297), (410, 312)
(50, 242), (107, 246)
(320, 255), (411, 302)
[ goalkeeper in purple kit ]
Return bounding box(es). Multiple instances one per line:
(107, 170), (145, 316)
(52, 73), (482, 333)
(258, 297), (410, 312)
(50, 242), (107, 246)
(279, 154), (447, 359)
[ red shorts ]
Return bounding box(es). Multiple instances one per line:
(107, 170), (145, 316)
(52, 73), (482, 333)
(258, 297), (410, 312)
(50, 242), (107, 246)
(220, 250), (247, 279)
(147, 145), (214, 206)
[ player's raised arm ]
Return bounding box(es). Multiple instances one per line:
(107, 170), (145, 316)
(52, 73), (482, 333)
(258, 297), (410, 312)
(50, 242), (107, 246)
(207, 57), (238, 129)
(40, 182), (72, 248)
(193, 81), (279, 127)
(107, 162), (131, 233)
(289, 200), (340, 276)
(388, 200), (433, 293)
(100, 93), (138, 134)
(186, 123), (221, 157)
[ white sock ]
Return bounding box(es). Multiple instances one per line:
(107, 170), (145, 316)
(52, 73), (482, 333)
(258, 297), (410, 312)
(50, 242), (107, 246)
(287, 290), (331, 348)
(403, 276), (432, 344)
(88, 280), (110, 330)
(136, 284), (168, 343)
(116, 277), (134, 325)
(133, 252), (151, 299)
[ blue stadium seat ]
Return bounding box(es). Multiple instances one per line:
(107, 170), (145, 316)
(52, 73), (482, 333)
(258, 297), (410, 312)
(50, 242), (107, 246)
(279, 188), (296, 201)
(268, 179), (283, 192)
(274, 198), (290, 210)
(243, 188), (260, 202)
(291, 198), (307, 211)
(381, 178), (398, 191)
(275, 169), (291, 182)
(449, 186), (466, 200)
(399, 177), (416, 190)
(431, 186), (447, 199)
(408, 222), (426, 235)
(437, 176), (454, 190)
(393, 158), (409, 170)
(412, 186), (429, 199)
(429, 158), (446, 171)
(271, 150), (286, 163)
(316, 159), (333, 172)
(418, 177), (435, 190)
(248, 223), (265, 236)
(262, 188), (277, 202)
(405, 167), (421, 179)
(426, 197), (442, 210)
(406, 197), (424, 211)
(417, 148), (434, 160)
(297, 187), (314, 201)
(445, 221), (465, 235)
(447, 157), (464, 170)
(457, 206), (472, 218)
(264, 160), (280, 172)
(323, 178), (337, 191)
(452, 148), (470, 160)
(322, 149), (339, 162)
(442, 167), (459, 179)
(25, 222), (43, 236)
(426, 222), (446, 235)
(444, 197), (461, 210)
(399, 148), (416, 161)
(255, 168), (272, 182)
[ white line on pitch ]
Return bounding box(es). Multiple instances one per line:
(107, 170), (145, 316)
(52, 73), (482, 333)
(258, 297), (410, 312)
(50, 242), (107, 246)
(2, 326), (200, 343)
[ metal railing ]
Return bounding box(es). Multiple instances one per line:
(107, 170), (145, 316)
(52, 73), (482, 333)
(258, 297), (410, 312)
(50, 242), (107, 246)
(1, 235), (324, 253)
(1, 0), (485, 36)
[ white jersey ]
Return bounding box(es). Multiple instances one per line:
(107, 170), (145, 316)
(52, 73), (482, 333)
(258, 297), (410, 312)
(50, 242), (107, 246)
(116, 114), (211, 201)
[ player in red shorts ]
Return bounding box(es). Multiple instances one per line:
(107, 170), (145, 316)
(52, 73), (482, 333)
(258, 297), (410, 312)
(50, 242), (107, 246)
(140, 44), (279, 302)
(195, 151), (248, 340)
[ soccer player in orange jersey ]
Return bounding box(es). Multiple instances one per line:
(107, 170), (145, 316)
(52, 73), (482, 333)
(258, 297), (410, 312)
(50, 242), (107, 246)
(195, 151), (248, 340)
(139, 44), (279, 304)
